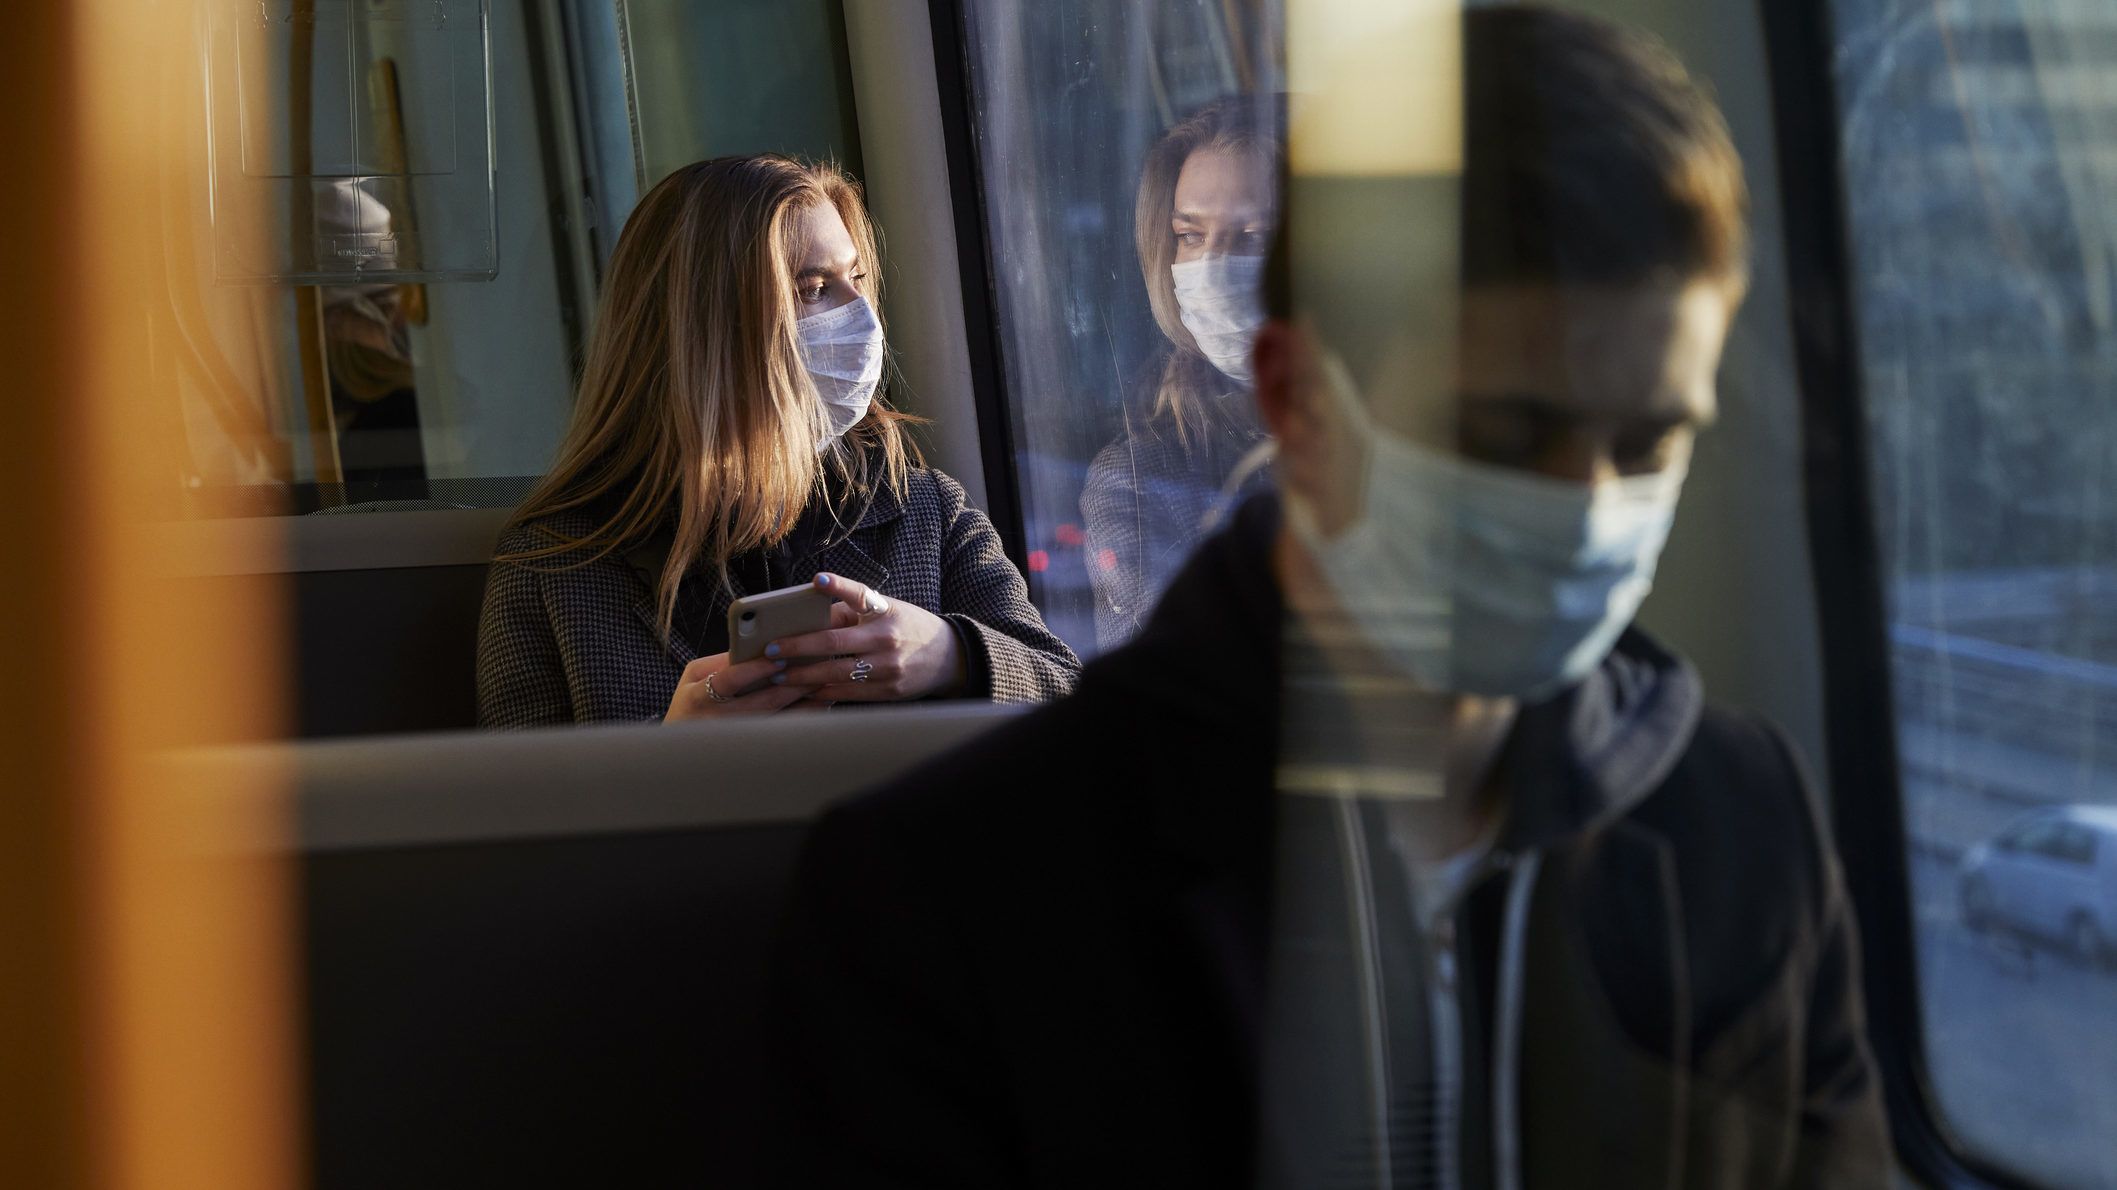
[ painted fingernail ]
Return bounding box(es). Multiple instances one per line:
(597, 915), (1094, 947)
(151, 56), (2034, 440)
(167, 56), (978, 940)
(771, 674), (786, 685)
(765, 643), (781, 658)
(774, 659), (788, 670)
(815, 574), (833, 586)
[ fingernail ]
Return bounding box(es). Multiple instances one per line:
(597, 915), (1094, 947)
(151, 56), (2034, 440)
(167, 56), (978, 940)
(765, 643), (781, 658)
(774, 659), (788, 670)
(771, 674), (786, 685)
(815, 574), (833, 586)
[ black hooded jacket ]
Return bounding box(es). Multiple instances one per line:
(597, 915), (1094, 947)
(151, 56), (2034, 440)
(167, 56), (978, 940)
(770, 494), (1892, 1188)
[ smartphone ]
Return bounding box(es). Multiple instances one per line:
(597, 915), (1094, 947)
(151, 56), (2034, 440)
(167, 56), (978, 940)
(727, 583), (837, 663)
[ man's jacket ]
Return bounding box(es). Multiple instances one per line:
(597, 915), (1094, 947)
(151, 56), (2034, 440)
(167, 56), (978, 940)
(772, 494), (1893, 1188)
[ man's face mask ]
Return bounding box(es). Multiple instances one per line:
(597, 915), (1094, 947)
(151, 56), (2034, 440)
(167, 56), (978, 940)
(1285, 357), (1687, 702)
(1172, 253), (1267, 385)
(797, 295), (886, 450)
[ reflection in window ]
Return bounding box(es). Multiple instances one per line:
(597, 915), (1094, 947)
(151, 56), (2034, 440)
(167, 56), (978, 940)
(1833, 0), (2117, 1184)
(177, 0), (866, 518)
(184, 0), (578, 515)
(956, 1), (1282, 653)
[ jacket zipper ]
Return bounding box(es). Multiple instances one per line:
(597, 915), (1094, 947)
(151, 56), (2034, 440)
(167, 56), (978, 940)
(1428, 914), (1464, 1190)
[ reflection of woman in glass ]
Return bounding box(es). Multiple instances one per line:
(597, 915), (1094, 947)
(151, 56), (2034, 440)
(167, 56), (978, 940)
(1082, 98), (1280, 650)
(478, 155), (1078, 726)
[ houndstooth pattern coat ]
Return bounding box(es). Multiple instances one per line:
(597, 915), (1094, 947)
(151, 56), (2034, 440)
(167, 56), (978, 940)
(476, 468), (1080, 727)
(1080, 403), (1270, 653)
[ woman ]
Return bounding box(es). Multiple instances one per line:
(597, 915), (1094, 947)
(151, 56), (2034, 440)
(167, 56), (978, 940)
(478, 155), (1079, 727)
(1081, 97), (1281, 650)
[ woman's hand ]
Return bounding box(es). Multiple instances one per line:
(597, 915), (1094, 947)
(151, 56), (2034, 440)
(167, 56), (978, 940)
(766, 573), (968, 704)
(664, 652), (812, 721)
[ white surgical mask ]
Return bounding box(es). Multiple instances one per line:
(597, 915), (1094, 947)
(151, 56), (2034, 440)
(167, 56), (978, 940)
(1171, 253), (1267, 385)
(796, 295), (886, 449)
(1286, 359), (1686, 701)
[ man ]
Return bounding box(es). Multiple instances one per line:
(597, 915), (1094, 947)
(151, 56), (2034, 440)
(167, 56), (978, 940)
(770, 7), (1892, 1187)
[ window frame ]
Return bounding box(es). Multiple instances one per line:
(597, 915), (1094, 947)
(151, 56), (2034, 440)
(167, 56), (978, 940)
(918, 0), (1031, 570)
(1758, 0), (2059, 1186)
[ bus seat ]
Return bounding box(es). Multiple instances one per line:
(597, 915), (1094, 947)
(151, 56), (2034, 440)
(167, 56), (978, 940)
(292, 562), (491, 737)
(174, 705), (1019, 1188)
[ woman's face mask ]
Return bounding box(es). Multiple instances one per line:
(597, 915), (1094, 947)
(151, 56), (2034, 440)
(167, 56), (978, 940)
(796, 295), (886, 450)
(1286, 358), (1687, 702)
(1172, 253), (1267, 385)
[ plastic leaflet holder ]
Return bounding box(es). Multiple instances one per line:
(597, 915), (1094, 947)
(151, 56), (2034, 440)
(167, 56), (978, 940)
(206, 0), (496, 284)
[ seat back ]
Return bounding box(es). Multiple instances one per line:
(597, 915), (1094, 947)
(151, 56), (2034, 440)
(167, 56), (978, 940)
(179, 706), (1020, 1187)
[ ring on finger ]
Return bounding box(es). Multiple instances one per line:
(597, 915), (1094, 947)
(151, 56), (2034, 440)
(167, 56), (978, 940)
(861, 588), (890, 616)
(702, 671), (732, 703)
(849, 658), (874, 683)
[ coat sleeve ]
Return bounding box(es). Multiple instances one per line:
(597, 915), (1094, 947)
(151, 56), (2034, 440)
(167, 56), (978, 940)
(475, 558), (578, 728)
(1774, 728), (1897, 1188)
(1080, 437), (1157, 652)
(769, 801), (1018, 1188)
(930, 471), (1082, 703)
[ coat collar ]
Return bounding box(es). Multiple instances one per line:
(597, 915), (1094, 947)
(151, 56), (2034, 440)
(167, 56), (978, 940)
(617, 483), (904, 666)
(807, 479), (898, 591)
(1483, 628), (1702, 857)
(621, 530), (698, 667)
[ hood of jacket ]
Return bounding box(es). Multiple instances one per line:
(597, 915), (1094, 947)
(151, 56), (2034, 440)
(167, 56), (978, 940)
(1086, 489), (1703, 871)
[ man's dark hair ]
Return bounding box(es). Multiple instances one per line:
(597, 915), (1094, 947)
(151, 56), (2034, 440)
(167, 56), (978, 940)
(1264, 4), (1748, 319)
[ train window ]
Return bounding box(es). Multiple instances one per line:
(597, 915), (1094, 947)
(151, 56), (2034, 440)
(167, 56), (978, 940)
(205, 0), (499, 285)
(176, 0), (584, 516)
(172, 0), (863, 520)
(615, 0), (863, 190)
(1831, 0), (2117, 1184)
(946, 0), (1282, 653)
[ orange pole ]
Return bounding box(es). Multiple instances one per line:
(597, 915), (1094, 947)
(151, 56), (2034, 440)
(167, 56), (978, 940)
(1, 1), (303, 1188)
(0, 0), (96, 1177)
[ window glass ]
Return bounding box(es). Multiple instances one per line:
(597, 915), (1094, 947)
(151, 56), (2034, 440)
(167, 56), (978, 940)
(1832, 0), (2117, 1183)
(2010, 819), (2062, 855)
(173, 0), (864, 519)
(1997, 821), (2040, 851)
(2025, 823), (2071, 861)
(955, 0), (1283, 654)
(617, 0), (863, 190)
(177, 0), (579, 515)
(208, 0), (499, 284)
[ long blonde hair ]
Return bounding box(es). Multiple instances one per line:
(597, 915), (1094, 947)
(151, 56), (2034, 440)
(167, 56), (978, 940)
(1132, 97), (1280, 448)
(500, 155), (918, 638)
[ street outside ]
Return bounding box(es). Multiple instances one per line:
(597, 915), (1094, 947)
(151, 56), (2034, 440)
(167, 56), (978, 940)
(1892, 638), (2117, 1190)
(1909, 838), (2117, 1190)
